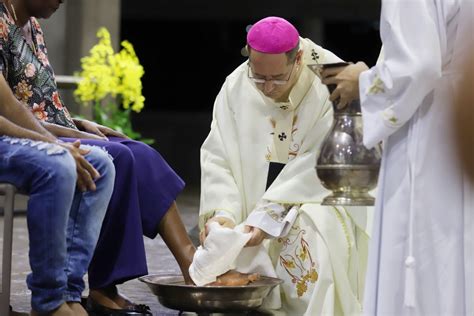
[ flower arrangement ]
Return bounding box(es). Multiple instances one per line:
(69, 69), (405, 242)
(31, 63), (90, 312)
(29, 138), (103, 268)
(74, 27), (153, 143)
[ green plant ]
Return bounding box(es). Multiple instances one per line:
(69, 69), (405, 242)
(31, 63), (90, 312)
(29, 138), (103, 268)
(74, 27), (153, 144)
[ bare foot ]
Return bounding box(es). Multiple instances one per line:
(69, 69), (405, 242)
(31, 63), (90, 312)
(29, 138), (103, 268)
(209, 270), (260, 286)
(66, 302), (87, 316)
(158, 202), (196, 285)
(181, 243), (196, 285)
(89, 285), (133, 309)
(31, 302), (74, 316)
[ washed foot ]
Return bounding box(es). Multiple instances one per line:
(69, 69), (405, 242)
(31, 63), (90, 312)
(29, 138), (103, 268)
(209, 270), (260, 286)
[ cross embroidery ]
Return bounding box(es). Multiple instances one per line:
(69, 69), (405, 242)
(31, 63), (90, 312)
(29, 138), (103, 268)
(367, 75), (385, 95)
(278, 133), (287, 141)
(311, 49), (319, 62)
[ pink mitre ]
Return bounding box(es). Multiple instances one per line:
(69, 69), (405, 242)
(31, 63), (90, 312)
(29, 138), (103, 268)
(247, 17), (299, 54)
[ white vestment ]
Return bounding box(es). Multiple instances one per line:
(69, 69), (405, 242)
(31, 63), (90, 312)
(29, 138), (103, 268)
(200, 38), (369, 315)
(359, 0), (474, 315)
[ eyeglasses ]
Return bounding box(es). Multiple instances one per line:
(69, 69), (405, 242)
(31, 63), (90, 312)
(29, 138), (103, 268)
(247, 61), (296, 85)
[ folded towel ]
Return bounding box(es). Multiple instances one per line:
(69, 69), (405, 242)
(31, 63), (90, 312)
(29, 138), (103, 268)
(189, 222), (281, 309)
(189, 222), (251, 286)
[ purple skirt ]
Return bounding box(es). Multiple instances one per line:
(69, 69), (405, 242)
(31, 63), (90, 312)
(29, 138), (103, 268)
(61, 137), (185, 289)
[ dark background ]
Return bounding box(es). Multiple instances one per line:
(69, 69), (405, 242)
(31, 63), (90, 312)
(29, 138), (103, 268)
(120, 0), (382, 186)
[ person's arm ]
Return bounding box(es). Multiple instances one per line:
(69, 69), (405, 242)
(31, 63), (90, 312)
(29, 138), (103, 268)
(73, 118), (128, 139)
(0, 114), (100, 191)
(0, 115), (52, 142)
(328, 0), (444, 149)
(41, 121), (106, 140)
(0, 72), (105, 141)
(0, 74), (56, 142)
(0, 74), (101, 191)
(200, 84), (243, 229)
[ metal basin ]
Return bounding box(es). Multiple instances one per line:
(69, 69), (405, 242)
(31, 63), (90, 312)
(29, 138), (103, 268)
(139, 274), (282, 313)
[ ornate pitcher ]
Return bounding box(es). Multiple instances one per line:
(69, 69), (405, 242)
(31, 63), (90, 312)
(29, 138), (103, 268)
(311, 63), (382, 206)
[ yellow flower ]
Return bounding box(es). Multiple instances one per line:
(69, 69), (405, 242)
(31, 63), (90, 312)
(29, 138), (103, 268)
(74, 27), (145, 113)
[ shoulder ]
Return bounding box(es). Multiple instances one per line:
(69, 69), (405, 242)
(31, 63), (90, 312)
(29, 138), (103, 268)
(219, 61), (249, 96)
(30, 18), (43, 34)
(225, 61), (248, 86)
(214, 61), (255, 114)
(0, 8), (15, 44)
(300, 38), (344, 65)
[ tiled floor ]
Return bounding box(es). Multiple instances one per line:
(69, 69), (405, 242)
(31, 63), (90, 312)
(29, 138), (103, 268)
(1, 188), (202, 316)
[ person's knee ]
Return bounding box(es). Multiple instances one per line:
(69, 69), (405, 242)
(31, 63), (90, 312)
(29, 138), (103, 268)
(105, 142), (135, 166)
(45, 150), (77, 188)
(82, 145), (116, 184)
(23, 149), (78, 206)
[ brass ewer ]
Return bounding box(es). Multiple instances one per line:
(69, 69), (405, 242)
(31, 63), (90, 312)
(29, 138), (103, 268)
(310, 63), (382, 206)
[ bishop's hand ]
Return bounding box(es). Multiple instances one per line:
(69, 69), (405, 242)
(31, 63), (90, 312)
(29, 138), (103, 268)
(243, 225), (267, 247)
(199, 216), (236, 245)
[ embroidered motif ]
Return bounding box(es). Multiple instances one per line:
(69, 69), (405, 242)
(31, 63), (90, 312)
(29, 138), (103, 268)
(382, 107), (401, 127)
(311, 49), (320, 62)
(279, 229), (318, 297)
(264, 204), (291, 223)
(266, 116), (300, 161)
(333, 207), (352, 261)
(266, 209), (283, 223)
(292, 115), (298, 127)
(270, 118), (276, 129)
(288, 116), (300, 158)
(289, 143), (300, 158)
(280, 105), (289, 110)
(367, 74), (385, 95)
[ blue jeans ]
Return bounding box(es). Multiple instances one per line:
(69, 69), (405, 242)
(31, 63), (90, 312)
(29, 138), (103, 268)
(0, 137), (115, 313)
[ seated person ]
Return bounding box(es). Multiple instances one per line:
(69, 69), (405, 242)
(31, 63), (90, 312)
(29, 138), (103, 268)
(199, 17), (369, 315)
(0, 1), (196, 314)
(0, 73), (114, 316)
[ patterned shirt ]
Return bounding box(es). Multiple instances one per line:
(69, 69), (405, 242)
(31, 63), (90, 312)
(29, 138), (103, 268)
(0, 4), (77, 129)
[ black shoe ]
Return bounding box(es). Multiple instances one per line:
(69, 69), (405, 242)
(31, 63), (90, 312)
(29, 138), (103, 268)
(86, 297), (152, 316)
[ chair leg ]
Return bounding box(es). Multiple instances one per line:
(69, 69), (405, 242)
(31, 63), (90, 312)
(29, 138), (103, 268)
(0, 184), (16, 316)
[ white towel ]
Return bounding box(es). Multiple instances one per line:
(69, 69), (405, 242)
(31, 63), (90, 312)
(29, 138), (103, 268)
(189, 222), (281, 309)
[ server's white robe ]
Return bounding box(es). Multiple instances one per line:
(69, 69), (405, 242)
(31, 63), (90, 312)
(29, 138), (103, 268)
(359, 0), (474, 315)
